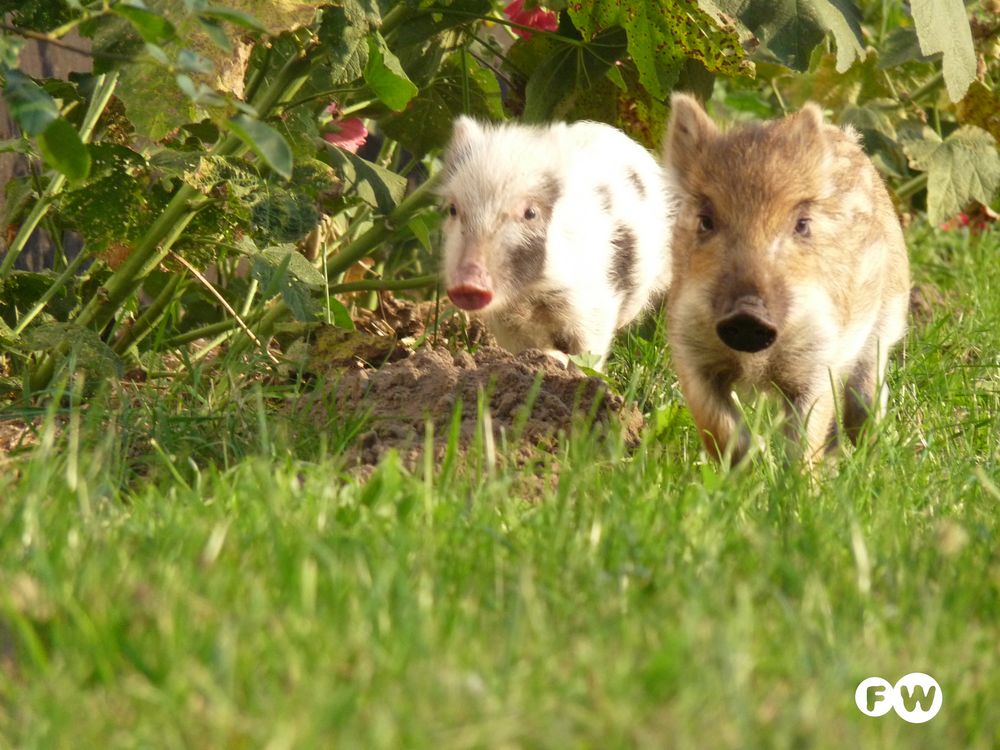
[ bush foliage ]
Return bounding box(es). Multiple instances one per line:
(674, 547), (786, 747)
(0, 0), (998, 394)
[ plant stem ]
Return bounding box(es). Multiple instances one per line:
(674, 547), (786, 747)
(326, 171), (442, 278)
(114, 270), (186, 355)
(162, 308), (269, 348)
(896, 172), (928, 200)
(27, 49), (318, 392)
(226, 300), (289, 359)
(11, 249), (89, 336)
(0, 72), (119, 277)
(907, 71), (944, 104)
(330, 274), (437, 294)
(72, 187), (204, 333)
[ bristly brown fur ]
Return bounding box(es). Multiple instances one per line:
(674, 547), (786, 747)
(663, 94), (910, 465)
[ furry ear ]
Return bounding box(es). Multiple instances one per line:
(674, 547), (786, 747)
(446, 116), (481, 157)
(663, 93), (718, 175)
(783, 103), (825, 143)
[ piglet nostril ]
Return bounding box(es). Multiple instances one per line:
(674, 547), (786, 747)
(716, 311), (778, 353)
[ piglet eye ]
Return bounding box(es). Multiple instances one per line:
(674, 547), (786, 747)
(447, 203), (458, 218)
(523, 207), (538, 220)
(696, 198), (715, 234)
(795, 217), (811, 237)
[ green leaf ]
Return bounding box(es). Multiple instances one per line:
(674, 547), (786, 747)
(260, 247), (325, 288)
(902, 126), (1000, 225)
(250, 247), (320, 322)
(2, 69), (58, 136)
(0, 33), (25, 68)
(380, 56), (504, 158)
(328, 298), (355, 330)
(23, 322), (124, 379)
(910, 0), (977, 102)
(522, 27), (628, 123)
(957, 81), (1000, 143)
(225, 114), (293, 180)
(60, 144), (149, 251)
(36, 118), (91, 181)
(390, 0), (491, 49)
(251, 189), (321, 245)
(215, 0), (323, 35)
(319, 0), (381, 85)
(320, 144), (407, 215)
(569, 0), (750, 100)
(407, 216), (433, 254)
(117, 60), (199, 141)
(710, 0), (860, 73)
(111, 4), (177, 45)
(364, 34), (418, 112)
(811, 0), (864, 73)
(198, 6), (268, 32)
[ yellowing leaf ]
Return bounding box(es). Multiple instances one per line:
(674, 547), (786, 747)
(569, 0), (751, 100)
(910, 0), (976, 102)
(903, 126), (1000, 224)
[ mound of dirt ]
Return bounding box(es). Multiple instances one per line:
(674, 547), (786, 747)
(304, 345), (644, 471)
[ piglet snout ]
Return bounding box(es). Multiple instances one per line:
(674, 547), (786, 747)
(447, 263), (494, 311)
(716, 295), (778, 353)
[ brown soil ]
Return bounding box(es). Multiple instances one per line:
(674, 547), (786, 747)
(300, 343), (644, 472)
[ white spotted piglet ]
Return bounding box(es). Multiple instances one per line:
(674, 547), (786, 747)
(438, 116), (677, 369)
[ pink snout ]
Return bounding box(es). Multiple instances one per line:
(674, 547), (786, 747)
(447, 263), (494, 311)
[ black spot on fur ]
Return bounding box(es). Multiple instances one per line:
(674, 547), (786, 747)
(597, 185), (613, 213)
(609, 224), (638, 302)
(537, 173), (562, 216)
(509, 231), (547, 283)
(627, 168), (647, 199)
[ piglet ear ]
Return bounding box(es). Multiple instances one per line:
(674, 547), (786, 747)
(448, 116), (481, 154)
(663, 93), (718, 175)
(783, 103), (825, 143)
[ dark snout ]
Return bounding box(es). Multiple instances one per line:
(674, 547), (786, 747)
(715, 295), (778, 353)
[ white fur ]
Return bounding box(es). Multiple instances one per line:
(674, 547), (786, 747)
(439, 117), (678, 367)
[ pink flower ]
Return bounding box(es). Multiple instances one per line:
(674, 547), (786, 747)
(323, 117), (368, 153)
(504, 0), (558, 39)
(939, 204), (997, 234)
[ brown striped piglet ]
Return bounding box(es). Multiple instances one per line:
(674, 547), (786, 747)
(663, 94), (910, 464)
(439, 116), (679, 369)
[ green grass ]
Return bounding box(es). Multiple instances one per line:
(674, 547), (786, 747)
(2, 226), (999, 749)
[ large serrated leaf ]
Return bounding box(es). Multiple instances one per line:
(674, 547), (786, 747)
(522, 27), (628, 123)
(319, 0), (381, 85)
(569, 0), (750, 100)
(390, 0), (491, 49)
(225, 114), (293, 180)
(37, 118), (91, 181)
(2, 69), (58, 136)
(23, 322), (124, 379)
(320, 144), (407, 215)
(251, 189), (321, 245)
(381, 56), (504, 158)
(111, 5), (177, 45)
(364, 33), (418, 112)
(259, 246), (325, 288)
(118, 59), (200, 141)
(250, 246), (321, 322)
(957, 82), (1000, 143)
(711, 0), (861, 73)
(903, 126), (1000, 225)
(910, 0), (976, 102)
